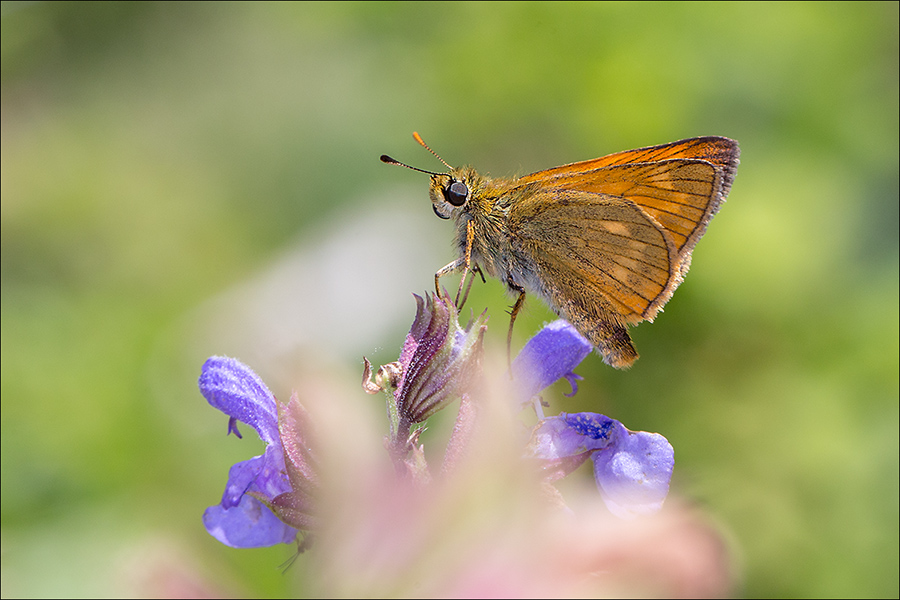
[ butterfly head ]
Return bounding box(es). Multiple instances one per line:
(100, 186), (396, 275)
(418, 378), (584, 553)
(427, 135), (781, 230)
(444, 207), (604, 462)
(381, 132), (477, 220)
(427, 171), (472, 219)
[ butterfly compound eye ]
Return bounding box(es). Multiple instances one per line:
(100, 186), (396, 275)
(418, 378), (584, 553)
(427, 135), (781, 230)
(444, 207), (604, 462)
(444, 181), (468, 206)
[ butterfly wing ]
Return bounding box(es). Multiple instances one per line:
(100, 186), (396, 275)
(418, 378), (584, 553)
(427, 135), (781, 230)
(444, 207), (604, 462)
(518, 137), (740, 260)
(507, 189), (680, 368)
(507, 138), (739, 368)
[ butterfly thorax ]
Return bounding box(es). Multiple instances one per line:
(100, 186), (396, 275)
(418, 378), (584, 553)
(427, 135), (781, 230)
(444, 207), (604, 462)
(437, 167), (542, 291)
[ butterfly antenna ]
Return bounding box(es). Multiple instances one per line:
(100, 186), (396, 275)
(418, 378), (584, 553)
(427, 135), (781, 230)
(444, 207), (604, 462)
(380, 154), (446, 176)
(413, 132), (454, 170)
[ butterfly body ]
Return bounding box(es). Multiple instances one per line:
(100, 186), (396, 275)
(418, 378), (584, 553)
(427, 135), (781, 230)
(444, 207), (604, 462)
(385, 136), (739, 369)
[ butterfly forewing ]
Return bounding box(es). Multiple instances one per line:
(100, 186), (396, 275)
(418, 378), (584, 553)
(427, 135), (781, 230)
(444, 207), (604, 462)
(517, 137), (738, 257)
(538, 160), (721, 255)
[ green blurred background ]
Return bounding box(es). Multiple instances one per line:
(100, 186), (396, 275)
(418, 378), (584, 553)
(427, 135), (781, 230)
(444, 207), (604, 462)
(2, 2), (897, 597)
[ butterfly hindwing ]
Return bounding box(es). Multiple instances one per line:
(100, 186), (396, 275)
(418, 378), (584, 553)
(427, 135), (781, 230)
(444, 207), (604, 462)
(508, 189), (680, 367)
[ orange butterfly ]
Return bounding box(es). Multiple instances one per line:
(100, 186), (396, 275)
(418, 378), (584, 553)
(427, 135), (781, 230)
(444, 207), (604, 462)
(382, 134), (739, 368)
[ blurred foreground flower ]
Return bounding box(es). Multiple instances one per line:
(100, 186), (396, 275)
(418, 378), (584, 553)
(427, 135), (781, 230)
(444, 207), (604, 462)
(196, 293), (729, 595)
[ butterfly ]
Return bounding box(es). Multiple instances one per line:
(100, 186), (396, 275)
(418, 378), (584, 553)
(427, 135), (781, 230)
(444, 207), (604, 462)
(382, 134), (739, 368)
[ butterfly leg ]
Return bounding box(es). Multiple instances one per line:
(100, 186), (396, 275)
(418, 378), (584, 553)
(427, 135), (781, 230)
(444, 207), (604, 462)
(456, 264), (485, 310)
(453, 220), (478, 306)
(436, 221), (483, 309)
(434, 257), (465, 297)
(506, 278), (527, 366)
(454, 271), (470, 308)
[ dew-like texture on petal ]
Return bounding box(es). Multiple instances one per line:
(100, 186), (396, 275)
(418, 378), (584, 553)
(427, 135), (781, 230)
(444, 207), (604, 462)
(592, 426), (675, 519)
(199, 356), (280, 445)
(203, 494), (298, 548)
(510, 320), (592, 401)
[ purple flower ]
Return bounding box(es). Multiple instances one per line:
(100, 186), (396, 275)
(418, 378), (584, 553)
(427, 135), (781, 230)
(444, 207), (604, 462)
(528, 413), (674, 518)
(394, 292), (487, 423)
(364, 291), (487, 477)
(516, 320), (675, 518)
(510, 319), (593, 404)
(199, 356), (300, 548)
